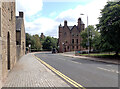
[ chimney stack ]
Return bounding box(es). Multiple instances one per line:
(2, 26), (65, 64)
(19, 12), (24, 18)
(64, 20), (67, 26)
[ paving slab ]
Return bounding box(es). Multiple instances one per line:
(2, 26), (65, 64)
(3, 53), (70, 87)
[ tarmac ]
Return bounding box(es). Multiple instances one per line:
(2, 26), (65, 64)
(1, 52), (119, 88)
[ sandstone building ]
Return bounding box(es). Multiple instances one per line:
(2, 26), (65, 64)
(16, 12), (25, 60)
(58, 18), (85, 53)
(0, 1), (25, 88)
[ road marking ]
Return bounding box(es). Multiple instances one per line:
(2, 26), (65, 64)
(106, 65), (112, 67)
(97, 67), (119, 74)
(72, 61), (82, 64)
(58, 58), (66, 61)
(33, 55), (86, 89)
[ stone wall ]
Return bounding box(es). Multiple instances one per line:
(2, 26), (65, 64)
(20, 19), (25, 56)
(1, 2), (16, 82)
(16, 45), (21, 61)
(0, 37), (2, 89)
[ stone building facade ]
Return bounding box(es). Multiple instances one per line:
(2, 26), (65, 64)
(0, 1), (16, 84)
(16, 12), (25, 60)
(58, 18), (85, 53)
(0, 1), (25, 88)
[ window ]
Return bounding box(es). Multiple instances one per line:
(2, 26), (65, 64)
(77, 46), (79, 49)
(76, 39), (78, 44)
(72, 39), (74, 44)
(72, 46), (74, 49)
(67, 46), (69, 49)
(64, 32), (67, 36)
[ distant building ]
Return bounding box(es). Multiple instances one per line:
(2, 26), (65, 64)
(58, 18), (85, 53)
(40, 33), (45, 39)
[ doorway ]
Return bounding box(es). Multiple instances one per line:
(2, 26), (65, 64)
(7, 32), (10, 70)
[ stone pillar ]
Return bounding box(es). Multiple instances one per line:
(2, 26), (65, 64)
(0, 37), (2, 88)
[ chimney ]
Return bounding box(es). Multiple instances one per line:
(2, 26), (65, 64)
(64, 20), (67, 26)
(19, 12), (24, 18)
(78, 18), (81, 29)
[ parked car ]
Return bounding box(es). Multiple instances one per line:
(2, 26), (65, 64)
(52, 48), (57, 54)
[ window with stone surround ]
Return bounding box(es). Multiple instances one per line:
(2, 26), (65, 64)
(72, 39), (74, 44)
(76, 39), (78, 44)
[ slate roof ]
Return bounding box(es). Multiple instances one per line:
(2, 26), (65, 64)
(68, 26), (73, 30)
(16, 16), (23, 31)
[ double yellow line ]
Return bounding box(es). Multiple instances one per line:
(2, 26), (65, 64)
(34, 55), (86, 89)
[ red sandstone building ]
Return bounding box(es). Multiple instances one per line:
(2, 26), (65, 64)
(58, 18), (85, 53)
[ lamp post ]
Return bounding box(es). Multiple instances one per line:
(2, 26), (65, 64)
(80, 14), (90, 54)
(29, 44), (31, 53)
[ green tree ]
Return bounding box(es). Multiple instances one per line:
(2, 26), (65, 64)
(81, 25), (100, 51)
(97, 1), (120, 55)
(33, 34), (42, 50)
(42, 36), (58, 51)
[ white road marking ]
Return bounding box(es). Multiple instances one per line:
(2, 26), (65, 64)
(58, 58), (66, 61)
(71, 61), (82, 64)
(97, 67), (119, 74)
(106, 65), (112, 67)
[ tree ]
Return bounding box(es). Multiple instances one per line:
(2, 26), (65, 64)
(26, 33), (42, 50)
(81, 25), (100, 51)
(42, 36), (58, 51)
(33, 34), (42, 50)
(97, 1), (120, 55)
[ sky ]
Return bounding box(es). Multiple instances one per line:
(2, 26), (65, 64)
(16, 0), (108, 38)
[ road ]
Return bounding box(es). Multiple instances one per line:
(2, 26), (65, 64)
(35, 52), (119, 88)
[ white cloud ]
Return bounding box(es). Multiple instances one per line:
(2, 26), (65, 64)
(56, 0), (107, 27)
(18, 0), (108, 38)
(49, 11), (57, 17)
(25, 17), (59, 37)
(16, 0), (43, 17)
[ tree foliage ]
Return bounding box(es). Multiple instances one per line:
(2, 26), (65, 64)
(42, 36), (58, 51)
(80, 25), (100, 51)
(26, 33), (58, 51)
(97, 1), (120, 55)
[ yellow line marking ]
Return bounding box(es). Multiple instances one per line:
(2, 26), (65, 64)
(33, 55), (86, 89)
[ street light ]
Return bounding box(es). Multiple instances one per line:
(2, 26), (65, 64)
(29, 44), (31, 53)
(80, 14), (90, 54)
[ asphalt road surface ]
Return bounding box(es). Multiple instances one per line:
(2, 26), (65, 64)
(35, 52), (119, 88)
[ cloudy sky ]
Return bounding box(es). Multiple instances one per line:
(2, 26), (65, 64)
(16, 0), (108, 38)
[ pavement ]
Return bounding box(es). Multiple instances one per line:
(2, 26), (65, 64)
(60, 52), (120, 65)
(2, 53), (70, 88)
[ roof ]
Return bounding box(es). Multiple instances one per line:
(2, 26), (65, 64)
(68, 26), (73, 30)
(16, 16), (23, 31)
